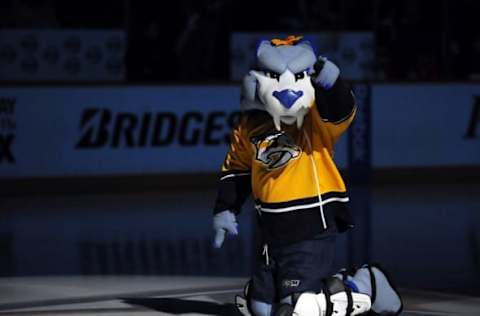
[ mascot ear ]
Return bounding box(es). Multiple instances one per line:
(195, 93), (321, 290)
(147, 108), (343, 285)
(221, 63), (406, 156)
(240, 71), (264, 111)
(256, 40), (271, 57)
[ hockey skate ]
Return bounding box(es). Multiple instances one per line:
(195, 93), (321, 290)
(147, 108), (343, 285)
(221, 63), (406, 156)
(293, 277), (371, 316)
(335, 264), (403, 315)
(362, 264), (403, 315)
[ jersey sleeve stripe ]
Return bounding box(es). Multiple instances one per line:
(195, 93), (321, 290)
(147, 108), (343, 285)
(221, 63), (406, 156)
(220, 172), (251, 181)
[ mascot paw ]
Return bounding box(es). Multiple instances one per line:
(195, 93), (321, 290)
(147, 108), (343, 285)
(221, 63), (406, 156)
(313, 57), (340, 90)
(212, 210), (238, 248)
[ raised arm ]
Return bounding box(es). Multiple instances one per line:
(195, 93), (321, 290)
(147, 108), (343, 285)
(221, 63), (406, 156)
(312, 57), (357, 142)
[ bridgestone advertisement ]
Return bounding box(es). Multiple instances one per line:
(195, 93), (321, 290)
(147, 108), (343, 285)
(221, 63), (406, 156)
(0, 84), (479, 178)
(0, 86), (244, 177)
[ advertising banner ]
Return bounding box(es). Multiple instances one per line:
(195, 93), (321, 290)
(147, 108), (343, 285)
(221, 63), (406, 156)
(0, 86), (242, 177)
(0, 30), (125, 81)
(1, 83), (478, 178)
(0, 85), (349, 178)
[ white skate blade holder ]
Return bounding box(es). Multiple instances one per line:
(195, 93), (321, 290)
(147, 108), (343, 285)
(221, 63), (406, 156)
(293, 291), (371, 316)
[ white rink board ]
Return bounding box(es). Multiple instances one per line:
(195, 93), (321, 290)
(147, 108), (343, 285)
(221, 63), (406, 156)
(371, 83), (480, 167)
(0, 85), (348, 178)
(0, 83), (479, 178)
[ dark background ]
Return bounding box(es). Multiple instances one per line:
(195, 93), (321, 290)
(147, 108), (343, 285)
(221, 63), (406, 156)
(1, 0), (479, 82)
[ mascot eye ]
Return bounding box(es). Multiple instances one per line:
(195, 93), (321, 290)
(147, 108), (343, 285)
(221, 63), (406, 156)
(265, 71), (280, 81)
(295, 71), (305, 81)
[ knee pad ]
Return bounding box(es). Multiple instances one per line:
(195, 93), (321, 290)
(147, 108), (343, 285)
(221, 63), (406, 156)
(251, 299), (273, 316)
(293, 278), (371, 316)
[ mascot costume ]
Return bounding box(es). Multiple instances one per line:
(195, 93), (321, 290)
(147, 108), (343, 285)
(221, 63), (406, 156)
(212, 36), (402, 316)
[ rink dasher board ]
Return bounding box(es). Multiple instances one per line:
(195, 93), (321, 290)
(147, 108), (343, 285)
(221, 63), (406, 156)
(0, 84), (479, 178)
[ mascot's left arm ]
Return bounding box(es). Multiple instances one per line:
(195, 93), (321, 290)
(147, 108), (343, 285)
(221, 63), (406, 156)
(312, 56), (357, 143)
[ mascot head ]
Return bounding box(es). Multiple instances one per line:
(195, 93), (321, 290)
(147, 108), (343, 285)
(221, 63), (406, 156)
(241, 35), (317, 131)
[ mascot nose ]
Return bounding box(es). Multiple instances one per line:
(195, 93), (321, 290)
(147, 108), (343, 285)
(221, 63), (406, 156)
(272, 89), (304, 109)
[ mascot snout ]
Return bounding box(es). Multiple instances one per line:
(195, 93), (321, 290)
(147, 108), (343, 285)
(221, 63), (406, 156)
(273, 89), (304, 109)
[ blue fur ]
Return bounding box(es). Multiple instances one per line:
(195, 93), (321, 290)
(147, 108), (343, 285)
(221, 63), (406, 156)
(255, 36), (318, 66)
(255, 39), (271, 58)
(301, 36), (319, 56)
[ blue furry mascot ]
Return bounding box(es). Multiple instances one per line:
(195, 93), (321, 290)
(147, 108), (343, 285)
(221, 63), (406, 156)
(212, 36), (402, 316)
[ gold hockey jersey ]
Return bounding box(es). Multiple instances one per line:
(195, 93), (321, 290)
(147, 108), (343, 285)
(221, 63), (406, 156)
(214, 79), (356, 246)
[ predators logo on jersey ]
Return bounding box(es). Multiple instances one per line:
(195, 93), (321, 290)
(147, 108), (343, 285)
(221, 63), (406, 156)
(251, 132), (301, 170)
